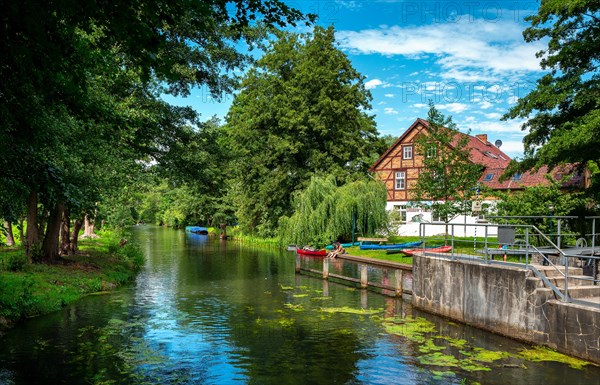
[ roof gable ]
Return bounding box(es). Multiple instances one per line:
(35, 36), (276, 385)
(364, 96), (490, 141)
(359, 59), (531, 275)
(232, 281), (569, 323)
(369, 118), (512, 171)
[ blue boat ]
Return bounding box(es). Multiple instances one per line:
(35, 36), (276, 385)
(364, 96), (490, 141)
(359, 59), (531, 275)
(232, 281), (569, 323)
(185, 226), (209, 235)
(359, 241), (422, 250)
(325, 242), (360, 250)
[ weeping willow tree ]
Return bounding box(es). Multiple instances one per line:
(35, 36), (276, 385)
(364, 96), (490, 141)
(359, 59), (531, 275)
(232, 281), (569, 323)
(279, 175), (388, 246)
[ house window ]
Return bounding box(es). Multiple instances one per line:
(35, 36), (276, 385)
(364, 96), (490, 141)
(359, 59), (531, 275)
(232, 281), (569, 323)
(393, 205), (407, 222)
(483, 173), (494, 182)
(513, 173), (522, 180)
(426, 146), (437, 158)
(395, 171), (406, 190)
(403, 146), (413, 159)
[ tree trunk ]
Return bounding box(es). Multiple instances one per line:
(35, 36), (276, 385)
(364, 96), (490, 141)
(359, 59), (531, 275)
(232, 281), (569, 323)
(3, 220), (15, 246)
(18, 218), (24, 245)
(69, 217), (84, 253)
(60, 207), (71, 255)
(82, 214), (98, 239)
(42, 201), (65, 263)
(25, 191), (40, 259)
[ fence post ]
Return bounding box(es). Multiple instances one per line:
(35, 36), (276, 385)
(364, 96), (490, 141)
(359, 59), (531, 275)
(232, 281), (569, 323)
(360, 264), (368, 289)
(323, 258), (329, 279)
(394, 269), (403, 296)
(525, 227), (530, 266)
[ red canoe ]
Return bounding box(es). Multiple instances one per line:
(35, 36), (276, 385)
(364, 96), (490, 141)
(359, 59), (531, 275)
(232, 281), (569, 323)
(296, 248), (327, 257)
(402, 245), (452, 256)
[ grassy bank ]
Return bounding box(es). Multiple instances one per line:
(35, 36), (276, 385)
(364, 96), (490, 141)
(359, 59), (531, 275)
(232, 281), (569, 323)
(0, 231), (143, 332)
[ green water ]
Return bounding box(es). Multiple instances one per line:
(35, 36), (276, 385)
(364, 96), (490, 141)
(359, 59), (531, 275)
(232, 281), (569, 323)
(0, 225), (598, 384)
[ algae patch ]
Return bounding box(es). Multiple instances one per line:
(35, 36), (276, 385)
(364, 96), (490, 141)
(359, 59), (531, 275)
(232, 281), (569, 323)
(319, 307), (382, 315)
(518, 346), (590, 369)
(383, 316), (436, 343)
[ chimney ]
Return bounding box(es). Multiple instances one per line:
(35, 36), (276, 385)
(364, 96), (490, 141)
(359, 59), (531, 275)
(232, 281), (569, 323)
(476, 134), (488, 143)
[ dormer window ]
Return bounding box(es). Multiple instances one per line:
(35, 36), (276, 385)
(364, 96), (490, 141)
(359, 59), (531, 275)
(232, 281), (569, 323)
(403, 145), (413, 159)
(483, 173), (494, 182)
(513, 173), (522, 180)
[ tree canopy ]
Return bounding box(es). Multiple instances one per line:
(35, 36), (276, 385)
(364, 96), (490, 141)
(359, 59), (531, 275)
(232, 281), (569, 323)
(225, 26), (386, 236)
(279, 175), (388, 247)
(0, 0), (309, 261)
(503, 1), (600, 177)
(411, 103), (482, 223)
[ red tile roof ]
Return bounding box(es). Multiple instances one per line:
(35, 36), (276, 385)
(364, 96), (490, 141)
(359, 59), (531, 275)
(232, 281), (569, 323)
(371, 118), (583, 191)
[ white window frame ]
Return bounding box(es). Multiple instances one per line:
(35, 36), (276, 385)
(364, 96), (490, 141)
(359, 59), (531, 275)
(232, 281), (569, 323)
(403, 145), (413, 159)
(395, 171), (406, 190)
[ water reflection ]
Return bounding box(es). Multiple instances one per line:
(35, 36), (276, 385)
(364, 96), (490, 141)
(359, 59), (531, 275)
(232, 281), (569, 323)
(0, 225), (598, 385)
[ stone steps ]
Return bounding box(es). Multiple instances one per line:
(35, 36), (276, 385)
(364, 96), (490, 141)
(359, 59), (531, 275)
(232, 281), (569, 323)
(531, 264), (583, 277)
(563, 285), (600, 299)
(532, 263), (600, 304)
(546, 275), (594, 288)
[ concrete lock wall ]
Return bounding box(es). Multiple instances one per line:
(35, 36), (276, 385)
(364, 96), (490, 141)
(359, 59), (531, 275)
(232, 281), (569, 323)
(412, 255), (600, 364)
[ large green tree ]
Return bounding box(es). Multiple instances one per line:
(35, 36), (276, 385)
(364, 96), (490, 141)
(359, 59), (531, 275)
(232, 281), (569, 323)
(0, 0), (308, 261)
(503, 1), (600, 181)
(279, 175), (388, 247)
(225, 26), (385, 236)
(411, 103), (482, 228)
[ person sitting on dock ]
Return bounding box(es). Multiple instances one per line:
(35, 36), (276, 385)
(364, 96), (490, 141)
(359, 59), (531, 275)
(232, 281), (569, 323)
(327, 241), (345, 259)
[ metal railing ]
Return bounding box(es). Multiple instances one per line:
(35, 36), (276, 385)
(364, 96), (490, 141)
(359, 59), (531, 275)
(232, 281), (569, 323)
(417, 221), (600, 307)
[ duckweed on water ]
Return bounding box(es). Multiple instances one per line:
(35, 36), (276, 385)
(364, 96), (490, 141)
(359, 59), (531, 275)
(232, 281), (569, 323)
(462, 347), (510, 363)
(319, 307), (383, 315)
(418, 352), (460, 367)
(383, 316), (437, 343)
(518, 346), (590, 369)
(418, 339), (446, 354)
(279, 284), (294, 291)
(437, 336), (468, 348)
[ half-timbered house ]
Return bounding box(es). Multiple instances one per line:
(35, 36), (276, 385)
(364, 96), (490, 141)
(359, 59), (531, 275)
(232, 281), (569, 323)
(369, 118), (583, 235)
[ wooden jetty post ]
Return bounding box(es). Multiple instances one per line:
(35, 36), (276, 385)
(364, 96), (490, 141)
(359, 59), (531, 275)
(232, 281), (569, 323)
(360, 264), (368, 288)
(394, 269), (403, 296)
(294, 253), (413, 297)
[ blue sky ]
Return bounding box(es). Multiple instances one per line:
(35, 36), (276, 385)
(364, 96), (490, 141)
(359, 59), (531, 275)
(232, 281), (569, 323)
(164, 0), (545, 159)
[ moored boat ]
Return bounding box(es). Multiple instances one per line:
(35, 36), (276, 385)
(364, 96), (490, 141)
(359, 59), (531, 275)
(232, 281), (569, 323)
(296, 248), (327, 257)
(402, 245), (452, 256)
(359, 241), (422, 250)
(185, 226), (209, 235)
(325, 242), (360, 250)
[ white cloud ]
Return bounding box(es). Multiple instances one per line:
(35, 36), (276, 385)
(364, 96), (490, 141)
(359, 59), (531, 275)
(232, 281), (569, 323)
(337, 18), (545, 82)
(412, 103), (428, 108)
(384, 107), (399, 114)
(479, 101), (493, 109)
(507, 96), (519, 104)
(465, 116), (476, 122)
(438, 103), (468, 113)
(409, 71), (419, 76)
(484, 112), (502, 119)
(384, 93), (395, 98)
(365, 79), (384, 89)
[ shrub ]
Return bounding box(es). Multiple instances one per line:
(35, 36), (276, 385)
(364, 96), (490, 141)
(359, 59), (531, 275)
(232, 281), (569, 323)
(7, 253), (28, 271)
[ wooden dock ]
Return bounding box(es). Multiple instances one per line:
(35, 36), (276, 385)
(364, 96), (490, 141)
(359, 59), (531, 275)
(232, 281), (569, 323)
(295, 252), (413, 296)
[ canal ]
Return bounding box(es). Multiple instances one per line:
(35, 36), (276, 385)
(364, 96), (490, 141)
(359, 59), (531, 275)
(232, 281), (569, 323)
(0, 226), (598, 384)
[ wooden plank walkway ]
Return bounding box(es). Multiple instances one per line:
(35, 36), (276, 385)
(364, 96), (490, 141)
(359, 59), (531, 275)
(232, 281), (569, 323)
(295, 252), (413, 296)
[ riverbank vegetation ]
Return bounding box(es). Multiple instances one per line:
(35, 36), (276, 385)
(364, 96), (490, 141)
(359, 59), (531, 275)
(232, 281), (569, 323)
(0, 230), (143, 332)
